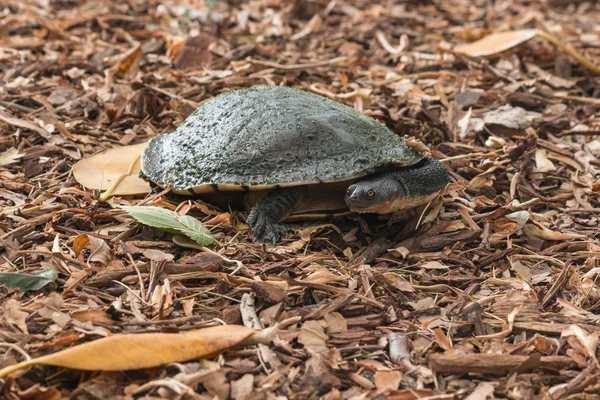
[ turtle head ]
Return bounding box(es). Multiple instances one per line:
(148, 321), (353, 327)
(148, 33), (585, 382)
(345, 174), (406, 214)
(344, 159), (449, 214)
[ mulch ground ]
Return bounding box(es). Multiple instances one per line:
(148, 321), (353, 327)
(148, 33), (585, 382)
(1, 0), (600, 399)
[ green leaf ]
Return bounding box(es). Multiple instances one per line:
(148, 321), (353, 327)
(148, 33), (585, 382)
(116, 206), (214, 246)
(0, 269), (58, 292)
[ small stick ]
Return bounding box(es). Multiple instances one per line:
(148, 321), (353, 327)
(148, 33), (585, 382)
(98, 154), (141, 202)
(376, 31), (405, 55)
(440, 149), (504, 163)
(536, 30), (600, 75)
(248, 56), (347, 71)
(388, 332), (416, 371)
(429, 353), (577, 374)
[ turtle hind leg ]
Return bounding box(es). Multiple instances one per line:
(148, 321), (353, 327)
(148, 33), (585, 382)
(247, 186), (308, 244)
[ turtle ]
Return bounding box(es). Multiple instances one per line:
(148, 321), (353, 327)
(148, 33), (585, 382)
(140, 86), (449, 243)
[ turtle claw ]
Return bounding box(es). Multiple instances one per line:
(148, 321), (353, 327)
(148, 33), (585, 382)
(247, 210), (289, 244)
(252, 219), (289, 244)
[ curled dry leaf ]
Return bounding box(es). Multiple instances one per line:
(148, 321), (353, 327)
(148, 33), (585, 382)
(561, 325), (599, 362)
(73, 234), (111, 267)
(505, 211), (530, 229)
(522, 221), (585, 241)
(404, 137), (430, 154)
(204, 212), (232, 226)
(298, 223), (341, 241)
(72, 143), (150, 196)
(3, 299), (29, 334)
(534, 149), (557, 172)
(0, 324), (254, 378)
(388, 246), (410, 259)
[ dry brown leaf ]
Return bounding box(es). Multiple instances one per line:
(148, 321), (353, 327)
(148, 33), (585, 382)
(71, 309), (115, 326)
(205, 212), (232, 226)
(454, 29), (538, 57)
(167, 38), (186, 59)
(408, 297), (435, 312)
(388, 246), (410, 258)
(301, 268), (349, 285)
(39, 293), (71, 329)
(3, 299), (29, 334)
(298, 320), (328, 354)
(202, 368), (230, 399)
(72, 234), (89, 258)
(72, 143), (151, 196)
(383, 273), (414, 292)
(534, 149), (557, 172)
(561, 325), (598, 362)
(323, 312), (347, 334)
(298, 223), (342, 241)
(0, 325), (254, 377)
(433, 327), (453, 352)
(118, 46), (142, 75)
(464, 382), (495, 400)
(73, 234), (111, 267)
(510, 260), (531, 282)
(0, 147), (22, 167)
(143, 249), (175, 262)
(374, 370), (402, 391)
(522, 222), (586, 241)
(182, 299), (196, 317)
(172, 34), (216, 70)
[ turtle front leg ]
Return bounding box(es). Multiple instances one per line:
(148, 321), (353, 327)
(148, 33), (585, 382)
(247, 186), (308, 244)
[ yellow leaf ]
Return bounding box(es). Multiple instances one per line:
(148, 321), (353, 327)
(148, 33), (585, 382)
(72, 234), (89, 258)
(119, 47), (142, 73)
(454, 29), (538, 57)
(167, 37), (187, 59)
(72, 142), (150, 196)
(72, 234), (111, 267)
(0, 325), (253, 377)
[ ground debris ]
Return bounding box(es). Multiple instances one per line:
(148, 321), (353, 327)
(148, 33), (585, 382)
(1, 0), (600, 398)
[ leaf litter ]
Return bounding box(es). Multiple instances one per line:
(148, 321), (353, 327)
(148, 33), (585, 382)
(0, 0), (600, 398)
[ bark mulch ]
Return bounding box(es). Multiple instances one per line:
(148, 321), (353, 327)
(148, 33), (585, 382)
(1, 0), (600, 399)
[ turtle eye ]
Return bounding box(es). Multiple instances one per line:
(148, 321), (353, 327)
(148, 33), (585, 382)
(346, 187), (352, 195)
(367, 189), (375, 198)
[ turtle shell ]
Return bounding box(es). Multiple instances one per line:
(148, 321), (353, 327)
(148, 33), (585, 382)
(141, 86), (426, 194)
